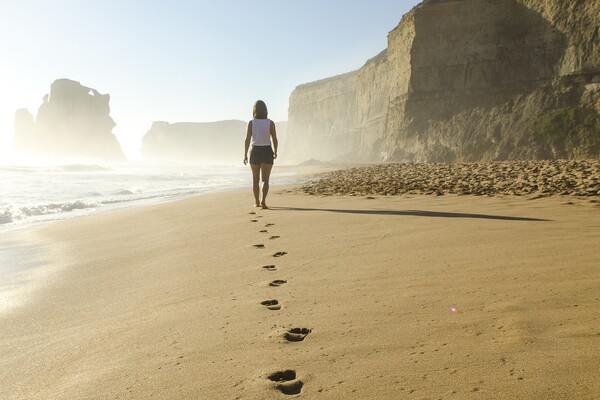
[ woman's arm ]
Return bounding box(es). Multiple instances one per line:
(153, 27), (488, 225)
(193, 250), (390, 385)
(270, 121), (278, 159)
(244, 121), (252, 164)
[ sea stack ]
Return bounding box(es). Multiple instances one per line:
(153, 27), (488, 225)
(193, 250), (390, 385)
(12, 78), (125, 162)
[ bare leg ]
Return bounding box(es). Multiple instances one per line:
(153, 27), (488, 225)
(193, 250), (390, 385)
(250, 163), (261, 207)
(260, 163), (273, 209)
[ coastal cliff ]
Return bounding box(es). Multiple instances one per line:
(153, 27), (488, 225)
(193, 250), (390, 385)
(141, 120), (246, 164)
(12, 79), (125, 162)
(285, 0), (600, 163)
(141, 120), (287, 164)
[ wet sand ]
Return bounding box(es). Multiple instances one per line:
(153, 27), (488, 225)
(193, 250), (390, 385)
(1, 162), (599, 399)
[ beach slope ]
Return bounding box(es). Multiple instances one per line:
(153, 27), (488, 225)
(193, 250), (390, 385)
(1, 188), (599, 399)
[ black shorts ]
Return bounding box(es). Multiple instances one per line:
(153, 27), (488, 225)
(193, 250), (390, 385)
(249, 145), (274, 165)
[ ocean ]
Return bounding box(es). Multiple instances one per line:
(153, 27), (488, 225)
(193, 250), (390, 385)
(0, 162), (301, 232)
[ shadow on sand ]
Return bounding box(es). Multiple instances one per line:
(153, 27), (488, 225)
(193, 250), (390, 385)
(269, 207), (550, 222)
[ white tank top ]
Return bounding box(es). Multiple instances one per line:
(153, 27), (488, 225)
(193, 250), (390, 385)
(251, 119), (272, 146)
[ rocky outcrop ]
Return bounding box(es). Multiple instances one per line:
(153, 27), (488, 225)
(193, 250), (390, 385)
(142, 120), (287, 164)
(12, 79), (125, 161)
(285, 0), (600, 163)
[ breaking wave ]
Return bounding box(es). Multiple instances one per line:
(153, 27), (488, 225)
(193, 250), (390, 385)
(0, 200), (100, 225)
(0, 163), (304, 229)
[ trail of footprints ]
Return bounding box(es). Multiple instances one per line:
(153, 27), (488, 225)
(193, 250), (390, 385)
(247, 210), (311, 395)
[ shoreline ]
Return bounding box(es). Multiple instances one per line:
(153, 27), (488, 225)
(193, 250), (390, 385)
(4, 159), (597, 234)
(1, 181), (599, 398)
(0, 232), (49, 314)
(0, 163), (331, 234)
(0, 162), (334, 317)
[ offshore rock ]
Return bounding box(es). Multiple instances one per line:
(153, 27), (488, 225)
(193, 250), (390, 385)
(12, 79), (125, 161)
(285, 0), (600, 163)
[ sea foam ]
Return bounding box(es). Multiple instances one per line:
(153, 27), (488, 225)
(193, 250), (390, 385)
(1, 163), (302, 229)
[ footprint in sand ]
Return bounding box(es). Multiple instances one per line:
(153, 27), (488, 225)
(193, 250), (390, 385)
(249, 212), (256, 215)
(261, 300), (282, 310)
(259, 230), (268, 233)
(250, 219), (258, 222)
(273, 251), (287, 257)
(268, 370), (303, 395)
(269, 279), (287, 287)
(265, 223), (275, 227)
(253, 244), (265, 249)
(283, 328), (311, 342)
(269, 235), (280, 240)
(262, 265), (277, 271)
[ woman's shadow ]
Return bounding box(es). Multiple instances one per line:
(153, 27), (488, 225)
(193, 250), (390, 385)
(268, 207), (549, 222)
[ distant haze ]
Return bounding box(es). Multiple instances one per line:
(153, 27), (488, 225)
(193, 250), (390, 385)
(0, 1), (419, 161)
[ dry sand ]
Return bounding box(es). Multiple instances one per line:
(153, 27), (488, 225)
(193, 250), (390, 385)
(303, 160), (600, 197)
(1, 163), (600, 399)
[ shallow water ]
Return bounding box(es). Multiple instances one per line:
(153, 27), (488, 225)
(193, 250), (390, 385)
(0, 161), (305, 313)
(1, 162), (301, 231)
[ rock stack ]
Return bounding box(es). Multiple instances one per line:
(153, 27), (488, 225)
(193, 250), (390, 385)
(13, 79), (125, 162)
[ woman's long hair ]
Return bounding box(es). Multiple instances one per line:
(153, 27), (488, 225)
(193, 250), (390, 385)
(253, 100), (268, 119)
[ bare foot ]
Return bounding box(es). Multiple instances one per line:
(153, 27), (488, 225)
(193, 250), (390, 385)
(254, 203), (261, 207)
(261, 202), (269, 209)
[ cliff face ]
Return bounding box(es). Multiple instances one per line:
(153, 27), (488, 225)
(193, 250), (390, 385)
(285, 0), (600, 163)
(141, 120), (287, 164)
(142, 120), (246, 164)
(286, 72), (358, 162)
(12, 79), (125, 162)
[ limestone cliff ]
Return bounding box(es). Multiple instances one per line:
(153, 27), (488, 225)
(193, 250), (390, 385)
(141, 120), (246, 164)
(12, 79), (125, 161)
(285, 0), (600, 163)
(141, 120), (286, 164)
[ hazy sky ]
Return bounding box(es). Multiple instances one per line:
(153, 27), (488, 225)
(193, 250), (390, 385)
(0, 0), (420, 160)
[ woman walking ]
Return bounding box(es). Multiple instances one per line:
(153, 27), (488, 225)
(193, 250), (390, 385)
(244, 100), (278, 209)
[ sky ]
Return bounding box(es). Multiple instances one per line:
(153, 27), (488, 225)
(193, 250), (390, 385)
(0, 0), (420, 160)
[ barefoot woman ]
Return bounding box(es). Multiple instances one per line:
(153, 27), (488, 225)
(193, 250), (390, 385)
(244, 100), (278, 209)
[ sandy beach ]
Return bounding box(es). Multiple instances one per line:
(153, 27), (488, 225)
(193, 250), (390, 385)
(1, 162), (600, 399)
